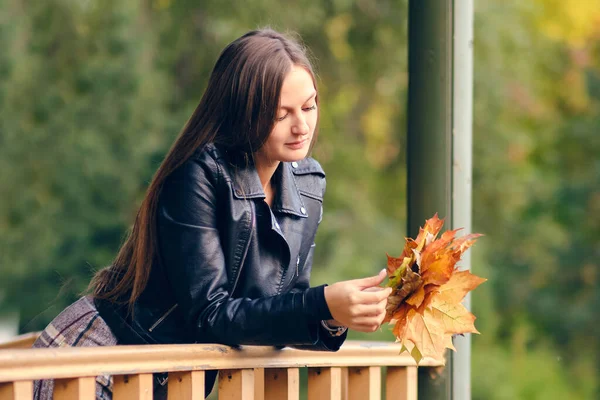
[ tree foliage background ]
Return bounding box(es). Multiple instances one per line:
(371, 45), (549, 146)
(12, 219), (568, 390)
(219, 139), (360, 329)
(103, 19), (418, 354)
(1, 0), (598, 398)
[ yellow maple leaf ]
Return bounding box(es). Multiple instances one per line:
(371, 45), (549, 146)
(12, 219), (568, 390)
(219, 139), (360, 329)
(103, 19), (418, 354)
(435, 270), (487, 304)
(430, 297), (479, 335)
(402, 308), (447, 363)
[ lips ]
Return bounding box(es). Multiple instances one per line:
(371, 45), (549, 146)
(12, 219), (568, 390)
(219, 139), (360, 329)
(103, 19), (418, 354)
(285, 138), (309, 148)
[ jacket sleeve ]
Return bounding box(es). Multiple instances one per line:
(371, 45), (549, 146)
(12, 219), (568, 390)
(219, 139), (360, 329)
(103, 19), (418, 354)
(287, 243), (348, 351)
(156, 154), (335, 347)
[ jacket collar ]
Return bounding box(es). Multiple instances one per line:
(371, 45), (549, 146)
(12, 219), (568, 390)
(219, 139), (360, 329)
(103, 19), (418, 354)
(231, 160), (307, 218)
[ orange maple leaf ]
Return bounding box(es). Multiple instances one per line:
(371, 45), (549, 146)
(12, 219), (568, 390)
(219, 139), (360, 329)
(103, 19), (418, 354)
(420, 229), (461, 271)
(405, 285), (425, 308)
(414, 213), (445, 249)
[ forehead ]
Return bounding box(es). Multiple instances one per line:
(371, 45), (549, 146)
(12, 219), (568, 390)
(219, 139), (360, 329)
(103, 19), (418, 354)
(279, 65), (316, 105)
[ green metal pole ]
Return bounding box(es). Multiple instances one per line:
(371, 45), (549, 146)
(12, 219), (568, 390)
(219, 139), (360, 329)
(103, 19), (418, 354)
(407, 0), (453, 243)
(407, 0), (472, 398)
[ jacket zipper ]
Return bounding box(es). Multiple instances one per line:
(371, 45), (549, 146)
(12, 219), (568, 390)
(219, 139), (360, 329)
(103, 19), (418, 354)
(229, 206), (255, 295)
(148, 303), (178, 332)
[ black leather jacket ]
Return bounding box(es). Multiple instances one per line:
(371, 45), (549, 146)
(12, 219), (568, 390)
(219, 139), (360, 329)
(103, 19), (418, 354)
(96, 143), (346, 355)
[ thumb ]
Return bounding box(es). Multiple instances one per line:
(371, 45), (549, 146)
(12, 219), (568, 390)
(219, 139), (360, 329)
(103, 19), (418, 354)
(355, 269), (387, 289)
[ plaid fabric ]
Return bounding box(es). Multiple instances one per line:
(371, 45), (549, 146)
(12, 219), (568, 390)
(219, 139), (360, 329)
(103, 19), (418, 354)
(32, 296), (117, 400)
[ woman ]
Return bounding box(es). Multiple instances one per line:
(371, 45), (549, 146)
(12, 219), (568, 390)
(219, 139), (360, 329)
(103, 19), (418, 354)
(32, 28), (391, 399)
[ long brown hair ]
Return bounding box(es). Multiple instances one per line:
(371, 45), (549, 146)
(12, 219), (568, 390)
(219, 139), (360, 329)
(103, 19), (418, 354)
(89, 28), (319, 307)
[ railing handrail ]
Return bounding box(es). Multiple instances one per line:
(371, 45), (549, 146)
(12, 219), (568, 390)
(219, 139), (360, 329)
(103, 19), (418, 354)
(0, 340), (442, 382)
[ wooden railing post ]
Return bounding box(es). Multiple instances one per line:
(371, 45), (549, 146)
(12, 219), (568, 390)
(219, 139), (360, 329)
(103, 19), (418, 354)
(113, 374), (153, 400)
(218, 369), (255, 400)
(54, 377), (96, 400)
(168, 371), (205, 399)
(264, 368), (299, 400)
(308, 367), (341, 400)
(253, 368), (264, 400)
(0, 381), (33, 400)
(348, 367), (381, 400)
(341, 367), (348, 399)
(386, 367), (417, 400)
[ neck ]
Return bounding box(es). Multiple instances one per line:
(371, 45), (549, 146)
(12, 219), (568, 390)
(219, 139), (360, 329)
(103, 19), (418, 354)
(254, 157), (280, 194)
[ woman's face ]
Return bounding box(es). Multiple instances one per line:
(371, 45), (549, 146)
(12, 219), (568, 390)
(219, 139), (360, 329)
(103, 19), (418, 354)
(255, 65), (318, 166)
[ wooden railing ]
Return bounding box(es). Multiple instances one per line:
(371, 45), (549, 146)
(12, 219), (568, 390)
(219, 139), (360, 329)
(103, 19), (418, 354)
(0, 336), (442, 400)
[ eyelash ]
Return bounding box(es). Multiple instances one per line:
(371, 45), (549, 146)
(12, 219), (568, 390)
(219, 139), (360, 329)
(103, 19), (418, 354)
(276, 105), (317, 122)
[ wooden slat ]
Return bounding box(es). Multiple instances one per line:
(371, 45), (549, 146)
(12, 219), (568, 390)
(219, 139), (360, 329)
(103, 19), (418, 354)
(253, 368), (264, 400)
(348, 367), (381, 400)
(307, 367), (341, 400)
(0, 381), (33, 399)
(218, 369), (254, 400)
(264, 368), (299, 400)
(54, 377), (96, 400)
(386, 367), (417, 400)
(341, 367), (348, 400)
(168, 371), (205, 400)
(113, 373), (153, 400)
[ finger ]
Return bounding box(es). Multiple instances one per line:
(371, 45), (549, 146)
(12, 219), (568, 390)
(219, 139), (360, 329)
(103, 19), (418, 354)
(351, 303), (383, 317)
(372, 301), (387, 318)
(356, 287), (392, 304)
(363, 286), (387, 293)
(376, 299), (388, 316)
(352, 269), (387, 289)
(353, 306), (388, 324)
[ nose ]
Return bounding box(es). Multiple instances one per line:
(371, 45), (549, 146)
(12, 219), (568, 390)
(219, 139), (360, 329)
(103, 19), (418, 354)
(291, 114), (309, 136)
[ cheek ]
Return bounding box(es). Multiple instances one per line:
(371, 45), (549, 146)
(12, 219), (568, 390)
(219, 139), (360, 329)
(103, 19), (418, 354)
(266, 126), (288, 146)
(309, 112), (319, 130)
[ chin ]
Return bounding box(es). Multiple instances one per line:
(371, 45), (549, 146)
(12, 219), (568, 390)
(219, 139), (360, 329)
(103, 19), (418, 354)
(282, 149), (310, 162)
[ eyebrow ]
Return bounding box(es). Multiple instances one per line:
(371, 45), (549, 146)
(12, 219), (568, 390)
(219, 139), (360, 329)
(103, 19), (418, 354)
(280, 91), (317, 110)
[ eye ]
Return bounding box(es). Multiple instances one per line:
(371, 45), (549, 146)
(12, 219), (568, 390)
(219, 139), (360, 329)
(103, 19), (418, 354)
(275, 104), (316, 122)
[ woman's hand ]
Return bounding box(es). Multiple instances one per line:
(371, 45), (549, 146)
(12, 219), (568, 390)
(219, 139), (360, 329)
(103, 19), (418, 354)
(324, 269), (392, 333)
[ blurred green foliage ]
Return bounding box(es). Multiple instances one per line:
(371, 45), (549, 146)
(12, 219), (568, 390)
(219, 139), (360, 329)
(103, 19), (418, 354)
(0, 0), (598, 398)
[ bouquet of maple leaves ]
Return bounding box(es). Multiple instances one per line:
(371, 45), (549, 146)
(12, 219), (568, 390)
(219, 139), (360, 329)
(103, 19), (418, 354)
(383, 214), (486, 365)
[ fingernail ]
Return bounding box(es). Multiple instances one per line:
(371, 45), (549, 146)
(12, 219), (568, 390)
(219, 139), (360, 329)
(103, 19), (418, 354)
(380, 268), (386, 275)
